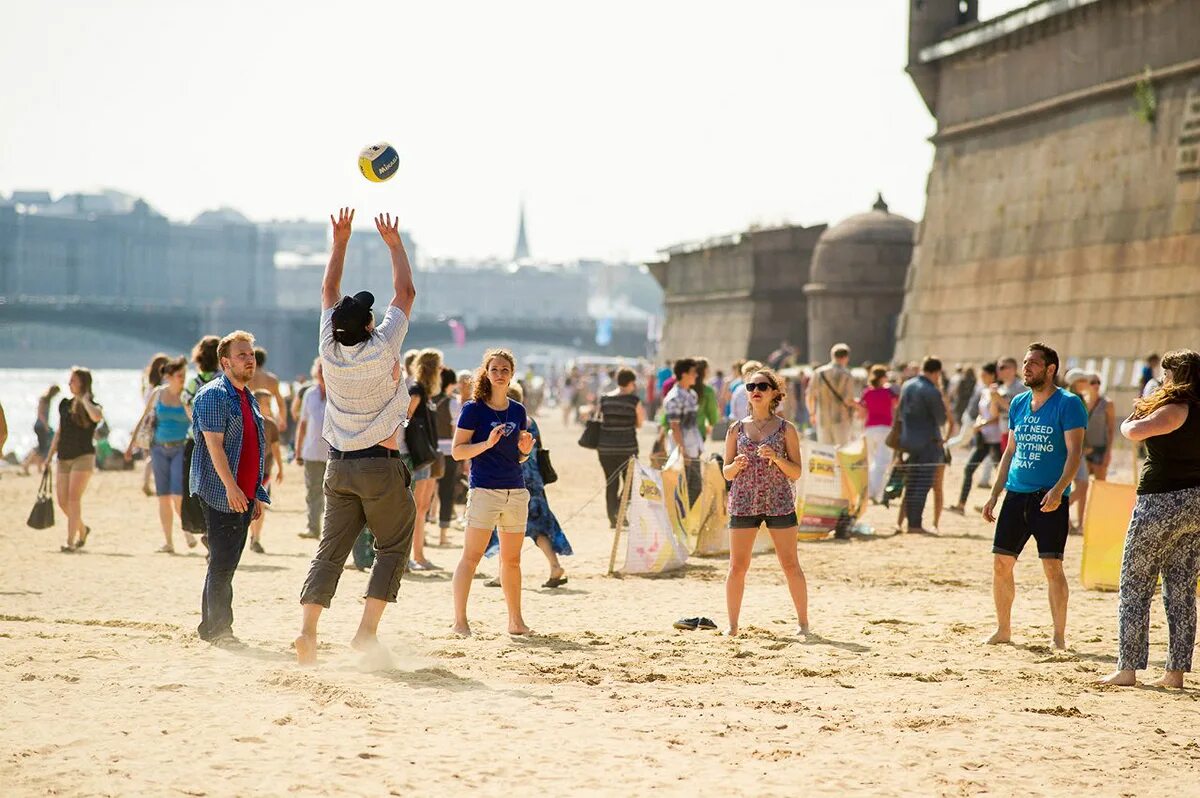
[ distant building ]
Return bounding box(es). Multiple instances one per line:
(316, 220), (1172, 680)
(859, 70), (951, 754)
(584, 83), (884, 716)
(0, 190), (276, 309)
(897, 0), (1200, 396)
(804, 195), (915, 364)
(513, 201), (531, 261)
(649, 223), (827, 369)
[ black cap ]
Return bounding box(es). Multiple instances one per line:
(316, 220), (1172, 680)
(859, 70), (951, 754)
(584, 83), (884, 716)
(331, 291), (376, 345)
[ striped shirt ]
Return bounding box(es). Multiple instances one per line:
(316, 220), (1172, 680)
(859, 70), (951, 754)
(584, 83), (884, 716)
(319, 305), (410, 451)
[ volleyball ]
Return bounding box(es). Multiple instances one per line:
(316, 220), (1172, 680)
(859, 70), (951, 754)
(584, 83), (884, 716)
(358, 142), (399, 183)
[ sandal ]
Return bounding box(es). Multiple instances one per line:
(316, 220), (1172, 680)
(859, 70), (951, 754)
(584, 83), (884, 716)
(156, 544), (176, 554)
(75, 526), (91, 549)
(542, 576), (569, 588)
(185, 532), (198, 549)
(59, 545), (77, 553)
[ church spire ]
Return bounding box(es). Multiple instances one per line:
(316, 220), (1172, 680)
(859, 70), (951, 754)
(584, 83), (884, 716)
(513, 201), (530, 261)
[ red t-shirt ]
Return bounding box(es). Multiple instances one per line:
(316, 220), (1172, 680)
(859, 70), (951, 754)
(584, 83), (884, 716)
(235, 388), (261, 505)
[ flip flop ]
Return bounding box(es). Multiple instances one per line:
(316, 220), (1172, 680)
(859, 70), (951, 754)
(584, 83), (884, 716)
(542, 576), (569, 588)
(75, 526), (91, 549)
(673, 617), (700, 631)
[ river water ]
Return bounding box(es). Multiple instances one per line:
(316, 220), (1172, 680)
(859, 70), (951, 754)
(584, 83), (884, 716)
(0, 368), (146, 456)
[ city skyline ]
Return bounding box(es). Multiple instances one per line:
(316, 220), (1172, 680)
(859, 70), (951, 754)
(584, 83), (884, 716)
(2, 1), (1030, 263)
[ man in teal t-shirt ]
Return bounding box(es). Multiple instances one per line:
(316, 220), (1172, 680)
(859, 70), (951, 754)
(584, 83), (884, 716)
(982, 343), (1086, 651)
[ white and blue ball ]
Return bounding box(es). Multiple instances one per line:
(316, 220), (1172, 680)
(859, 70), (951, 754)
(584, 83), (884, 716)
(358, 142), (399, 183)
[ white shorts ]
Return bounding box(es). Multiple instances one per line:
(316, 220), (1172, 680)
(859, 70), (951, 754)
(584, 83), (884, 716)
(465, 488), (530, 534)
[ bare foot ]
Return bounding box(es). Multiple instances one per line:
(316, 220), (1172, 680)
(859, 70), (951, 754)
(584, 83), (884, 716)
(508, 621), (533, 635)
(796, 624), (810, 636)
(351, 633), (393, 670)
(1097, 669), (1137, 686)
(1052, 634), (1067, 651)
(294, 634), (317, 666)
(450, 622), (472, 638)
(720, 628), (740, 637)
(984, 629), (1011, 645)
(1152, 671), (1184, 689)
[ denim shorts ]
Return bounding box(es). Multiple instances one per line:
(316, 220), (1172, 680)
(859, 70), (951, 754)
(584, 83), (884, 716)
(729, 512), (798, 530)
(151, 442), (186, 496)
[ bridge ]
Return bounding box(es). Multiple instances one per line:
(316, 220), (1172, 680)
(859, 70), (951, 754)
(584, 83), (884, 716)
(0, 295), (652, 375)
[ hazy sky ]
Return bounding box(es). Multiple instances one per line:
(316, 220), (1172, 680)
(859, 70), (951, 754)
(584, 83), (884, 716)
(1, 1), (1028, 262)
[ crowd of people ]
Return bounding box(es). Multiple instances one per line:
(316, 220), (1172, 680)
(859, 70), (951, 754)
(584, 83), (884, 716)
(5, 206), (1199, 690)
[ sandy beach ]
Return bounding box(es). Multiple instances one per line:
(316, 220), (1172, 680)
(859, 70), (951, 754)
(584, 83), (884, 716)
(3, 415), (1198, 797)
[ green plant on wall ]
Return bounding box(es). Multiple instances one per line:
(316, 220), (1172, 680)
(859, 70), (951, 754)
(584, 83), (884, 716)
(1133, 66), (1157, 124)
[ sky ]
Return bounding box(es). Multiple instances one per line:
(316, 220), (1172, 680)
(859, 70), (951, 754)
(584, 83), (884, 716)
(0, 1), (1029, 262)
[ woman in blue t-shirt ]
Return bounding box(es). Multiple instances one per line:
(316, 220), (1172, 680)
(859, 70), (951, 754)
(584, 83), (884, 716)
(450, 348), (536, 636)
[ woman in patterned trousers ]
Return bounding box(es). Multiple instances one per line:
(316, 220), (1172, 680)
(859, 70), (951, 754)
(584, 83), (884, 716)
(1099, 350), (1200, 689)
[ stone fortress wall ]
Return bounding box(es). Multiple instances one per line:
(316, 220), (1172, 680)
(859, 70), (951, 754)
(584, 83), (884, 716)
(897, 0), (1200, 408)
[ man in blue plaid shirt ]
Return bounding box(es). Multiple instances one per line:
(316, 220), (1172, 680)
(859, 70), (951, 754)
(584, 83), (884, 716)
(190, 330), (271, 645)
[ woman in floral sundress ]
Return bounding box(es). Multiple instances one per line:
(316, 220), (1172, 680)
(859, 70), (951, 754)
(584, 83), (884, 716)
(721, 367), (808, 637)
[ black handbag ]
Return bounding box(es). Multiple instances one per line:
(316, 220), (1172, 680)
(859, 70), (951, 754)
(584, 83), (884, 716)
(404, 412), (438, 470)
(578, 404), (603, 450)
(27, 468), (55, 530)
(536, 431), (558, 485)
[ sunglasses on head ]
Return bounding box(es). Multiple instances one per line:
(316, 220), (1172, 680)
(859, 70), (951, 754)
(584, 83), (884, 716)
(745, 381), (773, 393)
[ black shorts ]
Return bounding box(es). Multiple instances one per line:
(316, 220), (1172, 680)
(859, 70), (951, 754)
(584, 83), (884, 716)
(992, 489), (1069, 560)
(730, 512), (798, 530)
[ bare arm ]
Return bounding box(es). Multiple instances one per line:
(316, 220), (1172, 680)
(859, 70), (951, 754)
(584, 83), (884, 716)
(451, 425), (504, 462)
(1121, 404), (1188, 442)
(295, 416), (308, 465)
(0, 404), (7, 455)
(635, 400), (646, 429)
(375, 213), (416, 317)
(721, 422), (746, 481)
(1103, 401), (1116, 464)
(669, 420), (685, 453)
(982, 434), (1018, 522)
(1042, 427), (1085, 511)
(272, 441), (284, 482)
(322, 207), (354, 310)
(271, 382), (288, 432)
(201, 430), (249, 513)
(80, 395), (103, 423)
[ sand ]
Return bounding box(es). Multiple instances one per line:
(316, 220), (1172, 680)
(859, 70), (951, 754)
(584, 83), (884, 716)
(2, 416), (1198, 797)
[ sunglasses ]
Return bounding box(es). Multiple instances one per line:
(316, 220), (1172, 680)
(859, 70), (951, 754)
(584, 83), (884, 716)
(745, 382), (774, 393)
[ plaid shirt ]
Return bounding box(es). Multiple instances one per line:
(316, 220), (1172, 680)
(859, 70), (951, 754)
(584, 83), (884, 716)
(189, 374), (272, 513)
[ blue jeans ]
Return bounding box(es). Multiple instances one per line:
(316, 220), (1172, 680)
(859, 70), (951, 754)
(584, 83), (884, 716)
(150, 443), (185, 496)
(905, 444), (942, 530)
(198, 502), (252, 640)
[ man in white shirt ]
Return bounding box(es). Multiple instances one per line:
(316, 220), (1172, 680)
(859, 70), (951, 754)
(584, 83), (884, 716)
(295, 208), (417, 666)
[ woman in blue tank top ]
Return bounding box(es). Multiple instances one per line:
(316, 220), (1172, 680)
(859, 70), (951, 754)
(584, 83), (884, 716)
(126, 356), (195, 553)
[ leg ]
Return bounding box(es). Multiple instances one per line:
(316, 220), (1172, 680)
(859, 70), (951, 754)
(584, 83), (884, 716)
(724, 527), (757, 636)
(599, 453), (625, 527)
(296, 460), (367, 662)
(533, 534), (563, 581)
(358, 459), (417, 642)
(769, 527), (809, 634)
(303, 460), (327, 538)
(1072, 477), (1089, 529)
(1100, 498), (1163, 683)
(437, 458), (459, 543)
(1041, 558), (1069, 650)
(932, 462), (945, 530)
(1157, 512), (1200, 686)
(67, 468), (92, 549)
(157, 496), (176, 550)
(498, 531), (530, 634)
(198, 503), (250, 641)
(410, 478), (436, 565)
(955, 436), (989, 508)
(988, 555), (1016, 644)
(451, 526), (494, 636)
(904, 446), (937, 531)
(55, 463), (73, 548)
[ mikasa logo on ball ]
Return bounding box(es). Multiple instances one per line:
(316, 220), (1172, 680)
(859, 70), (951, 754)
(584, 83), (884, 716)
(358, 142), (399, 183)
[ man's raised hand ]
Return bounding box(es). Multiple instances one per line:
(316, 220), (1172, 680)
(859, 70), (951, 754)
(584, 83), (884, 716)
(375, 213), (402, 249)
(330, 207), (355, 245)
